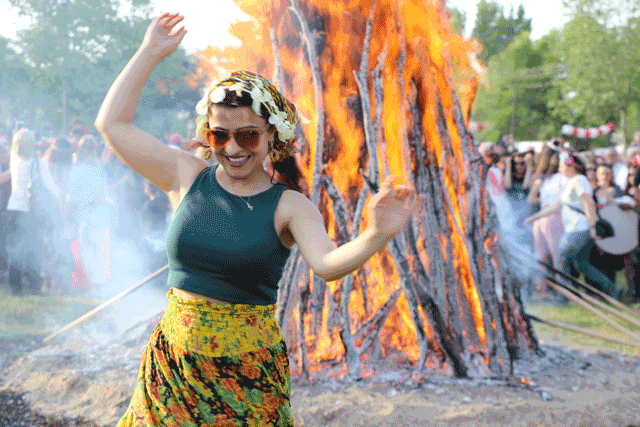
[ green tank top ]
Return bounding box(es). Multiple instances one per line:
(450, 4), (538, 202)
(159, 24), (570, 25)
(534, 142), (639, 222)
(165, 163), (292, 305)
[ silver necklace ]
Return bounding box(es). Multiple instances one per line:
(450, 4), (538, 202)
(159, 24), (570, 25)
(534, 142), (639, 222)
(239, 194), (253, 210)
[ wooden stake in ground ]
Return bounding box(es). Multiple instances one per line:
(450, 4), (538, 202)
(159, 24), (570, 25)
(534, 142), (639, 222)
(527, 314), (640, 349)
(43, 264), (169, 343)
(546, 280), (640, 344)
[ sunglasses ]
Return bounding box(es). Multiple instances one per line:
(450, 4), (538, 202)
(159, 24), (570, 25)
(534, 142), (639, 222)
(203, 125), (267, 149)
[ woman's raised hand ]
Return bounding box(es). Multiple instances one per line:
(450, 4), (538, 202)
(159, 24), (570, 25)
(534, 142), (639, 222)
(141, 13), (187, 59)
(367, 176), (425, 239)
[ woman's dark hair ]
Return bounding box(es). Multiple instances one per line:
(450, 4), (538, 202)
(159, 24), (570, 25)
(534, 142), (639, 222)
(190, 88), (305, 193)
(567, 152), (586, 175)
(596, 163), (615, 187)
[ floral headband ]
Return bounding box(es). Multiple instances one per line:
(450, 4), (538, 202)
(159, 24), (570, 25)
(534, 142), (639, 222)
(195, 70), (299, 162)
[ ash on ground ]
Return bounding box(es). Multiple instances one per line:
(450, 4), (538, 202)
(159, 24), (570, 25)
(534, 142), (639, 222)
(2, 317), (640, 427)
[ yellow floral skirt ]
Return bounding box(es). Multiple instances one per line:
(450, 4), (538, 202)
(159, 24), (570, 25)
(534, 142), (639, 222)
(116, 288), (294, 427)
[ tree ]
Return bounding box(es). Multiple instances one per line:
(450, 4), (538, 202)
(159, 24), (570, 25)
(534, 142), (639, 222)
(554, 1), (640, 146)
(471, 0), (531, 62)
(6, 0), (201, 139)
(471, 30), (562, 142)
(447, 6), (467, 35)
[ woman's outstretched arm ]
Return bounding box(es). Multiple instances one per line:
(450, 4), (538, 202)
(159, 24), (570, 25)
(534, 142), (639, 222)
(523, 199), (562, 226)
(286, 176), (424, 282)
(95, 13), (202, 195)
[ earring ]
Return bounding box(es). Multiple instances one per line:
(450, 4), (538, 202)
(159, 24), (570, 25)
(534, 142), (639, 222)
(204, 147), (212, 161)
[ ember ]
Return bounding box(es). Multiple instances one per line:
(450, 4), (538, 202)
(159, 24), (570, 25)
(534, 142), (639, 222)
(194, 0), (540, 380)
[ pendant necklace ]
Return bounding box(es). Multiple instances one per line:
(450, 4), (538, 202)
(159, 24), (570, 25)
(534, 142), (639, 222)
(239, 195), (253, 210)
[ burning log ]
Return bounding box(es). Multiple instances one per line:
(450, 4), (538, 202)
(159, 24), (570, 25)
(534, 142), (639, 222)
(201, 0), (539, 380)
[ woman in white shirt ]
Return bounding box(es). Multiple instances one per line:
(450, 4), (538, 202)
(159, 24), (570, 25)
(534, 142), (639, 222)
(524, 151), (624, 302)
(527, 146), (566, 299)
(5, 129), (45, 295)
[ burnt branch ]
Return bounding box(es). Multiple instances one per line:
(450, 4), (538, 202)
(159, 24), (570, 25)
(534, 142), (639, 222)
(357, 289), (402, 354)
(289, 0), (325, 205)
(354, 288), (401, 345)
(270, 26), (286, 92)
(339, 272), (361, 380)
(386, 234), (429, 374)
(276, 247), (301, 327)
(320, 174), (351, 244)
(353, 5), (379, 184)
(373, 47), (389, 177)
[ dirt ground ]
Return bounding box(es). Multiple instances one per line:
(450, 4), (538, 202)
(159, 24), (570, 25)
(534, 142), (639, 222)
(1, 326), (640, 427)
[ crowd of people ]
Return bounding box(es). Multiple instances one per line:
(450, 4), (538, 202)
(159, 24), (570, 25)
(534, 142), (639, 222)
(0, 120), (178, 297)
(480, 135), (640, 305)
(2, 115), (640, 308)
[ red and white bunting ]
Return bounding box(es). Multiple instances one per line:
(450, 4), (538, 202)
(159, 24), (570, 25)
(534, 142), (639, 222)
(561, 122), (615, 139)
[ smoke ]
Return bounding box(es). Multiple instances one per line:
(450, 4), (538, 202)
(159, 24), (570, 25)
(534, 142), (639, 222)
(36, 157), (171, 344)
(493, 195), (538, 302)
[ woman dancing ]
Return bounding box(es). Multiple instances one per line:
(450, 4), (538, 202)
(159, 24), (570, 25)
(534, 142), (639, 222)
(95, 13), (423, 426)
(524, 151), (624, 303)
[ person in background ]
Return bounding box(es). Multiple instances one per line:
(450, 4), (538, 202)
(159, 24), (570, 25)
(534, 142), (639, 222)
(623, 167), (640, 303)
(40, 138), (74, 292)
(5, 129), (55, 295)
(478, 142), (504, 206)
(604, 147), (628, 192)
(139, 195), (170, 289)
(0, 139), (11, 280)
(624, 153), (640, 199)
(585, 160), (598, 191)
(594, 164), (624, 208)
(503, 149), (536, 300)
(527, 144), (565, 302)
(632, 131), (640, 148)
(67, 134), (114, 290)
(586, 163), (625, 291)
(524, 151), (625, 302)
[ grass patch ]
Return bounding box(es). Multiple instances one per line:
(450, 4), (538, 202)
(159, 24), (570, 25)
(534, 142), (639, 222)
(527, 301), (640, 357)
(0, 287), (102, 338)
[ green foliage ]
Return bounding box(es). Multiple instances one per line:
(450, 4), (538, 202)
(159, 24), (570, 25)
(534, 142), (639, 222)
(472, 0), (640, 146)
(471, 0), (532, 62)
(1, 0), (200, 140)
(550, 13), (640, 145)
(447, 6), (466, 35)
(472, 31), (562, 142)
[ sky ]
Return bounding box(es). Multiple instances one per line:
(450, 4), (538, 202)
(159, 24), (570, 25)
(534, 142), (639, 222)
(0, 0), (571, 54)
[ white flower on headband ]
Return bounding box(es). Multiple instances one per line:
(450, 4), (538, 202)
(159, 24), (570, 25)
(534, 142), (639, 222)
(250, 87), (272, 116)
(228, 83), (244, 97)
(269, 113), (295, 141)
(209, 87), (226, 104)
(195, 97), (208, 116)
